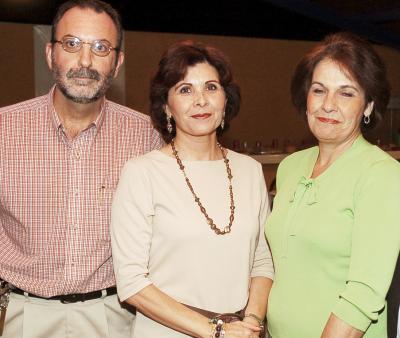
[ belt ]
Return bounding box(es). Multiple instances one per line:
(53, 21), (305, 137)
(183, 303), (243, 319)
(11, 286), (117, 304)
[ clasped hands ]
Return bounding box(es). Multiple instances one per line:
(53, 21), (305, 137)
(222, 317), (262, 338)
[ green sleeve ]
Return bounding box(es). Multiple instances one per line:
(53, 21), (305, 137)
(332, 159), (400, 331)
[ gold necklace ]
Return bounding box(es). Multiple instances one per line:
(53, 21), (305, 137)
(171, 139), (235, 235)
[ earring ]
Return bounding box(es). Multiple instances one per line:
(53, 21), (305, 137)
(363, 114), (370, 125)
(220, 111), (225, 130)
(167, 115), (173, 134)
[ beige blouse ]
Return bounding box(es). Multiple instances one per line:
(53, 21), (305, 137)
(111, 149), (274, 337)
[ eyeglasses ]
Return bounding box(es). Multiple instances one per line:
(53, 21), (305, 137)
(52, 35), (119, 57)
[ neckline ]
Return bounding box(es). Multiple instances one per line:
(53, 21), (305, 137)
(154, 149), (229, 163)
(306, 134), (366, 181)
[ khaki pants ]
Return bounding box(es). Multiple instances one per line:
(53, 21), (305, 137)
(2, 291), (135, 338)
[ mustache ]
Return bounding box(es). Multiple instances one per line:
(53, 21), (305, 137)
(66, 68), (100, 81)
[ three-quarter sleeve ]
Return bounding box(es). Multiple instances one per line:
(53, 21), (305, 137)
(251, 163), (275, 280)
(111, 160), (154, 302)
(332, 159), (400, 331)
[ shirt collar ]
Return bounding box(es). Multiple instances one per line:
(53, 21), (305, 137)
(48, 84), (107, 134)
(48, 85), (61, 131)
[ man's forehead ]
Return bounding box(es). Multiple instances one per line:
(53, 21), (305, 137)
(56, 7), (118, 43)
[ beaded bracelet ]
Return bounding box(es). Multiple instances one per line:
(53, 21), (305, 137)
(209, 317), (225, 338)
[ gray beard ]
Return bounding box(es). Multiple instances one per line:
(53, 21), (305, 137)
(52, 60), (115, 104)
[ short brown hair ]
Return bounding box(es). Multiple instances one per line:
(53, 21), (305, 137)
(291, 31), (390, 128)
(51, 0), (123, 50)
(150, 40), (241, 143)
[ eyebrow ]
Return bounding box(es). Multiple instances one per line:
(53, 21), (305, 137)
(173, 79), (220, 90)
(173, 82), (191, 91)
(311, 81), (360, 92)
(61, 34), (111, 43)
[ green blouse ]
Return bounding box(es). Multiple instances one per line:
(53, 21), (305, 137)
(265, 135), (400, 338)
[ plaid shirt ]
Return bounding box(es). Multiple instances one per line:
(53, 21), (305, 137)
(0, 86), (163, 297)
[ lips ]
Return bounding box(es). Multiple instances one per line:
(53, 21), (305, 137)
(317, 116), (340, 124)
(191, 113), (212, 119)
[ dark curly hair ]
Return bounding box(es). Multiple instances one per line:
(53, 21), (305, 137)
(291, 31), (390, 129)
(150, 40), (241, 143)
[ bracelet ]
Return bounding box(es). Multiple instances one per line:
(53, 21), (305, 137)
(209, 318), (225, 338)
(244, 313), (264, 328)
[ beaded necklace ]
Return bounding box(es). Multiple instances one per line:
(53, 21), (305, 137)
(171, 139), (235, 235)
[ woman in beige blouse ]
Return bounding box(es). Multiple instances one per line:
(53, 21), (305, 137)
(111, 40), (274, 338)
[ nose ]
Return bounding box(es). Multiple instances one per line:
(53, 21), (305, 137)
(193, 90), (208, 107)
(78, 43), (93, 68)
(322, 93), (336, 113)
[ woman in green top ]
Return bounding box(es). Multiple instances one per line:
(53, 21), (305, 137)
(266, 32), (400, 338)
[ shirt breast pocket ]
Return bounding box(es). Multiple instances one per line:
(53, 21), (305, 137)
(90, 176), (118, 242)
(98, 183), (116, 208)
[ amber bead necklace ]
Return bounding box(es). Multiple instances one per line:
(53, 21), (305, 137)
(170, 139), (235, 235)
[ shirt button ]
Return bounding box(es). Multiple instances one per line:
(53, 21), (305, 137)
(74, 189), (79, 195)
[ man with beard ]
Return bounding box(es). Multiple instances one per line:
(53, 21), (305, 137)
(0, 1), (162, 337)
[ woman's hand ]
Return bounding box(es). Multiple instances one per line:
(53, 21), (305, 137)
(242, 316), (263, 337)
(223, 320), (261, 338)
(243, 315), (262, 327)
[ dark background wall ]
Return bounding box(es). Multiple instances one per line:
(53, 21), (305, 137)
(0, 23), (35, 105)
(2, 22), (400, 152)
